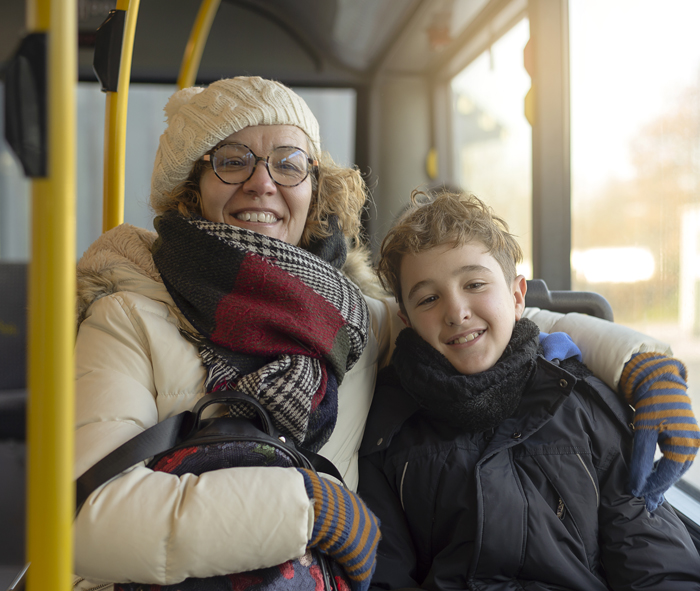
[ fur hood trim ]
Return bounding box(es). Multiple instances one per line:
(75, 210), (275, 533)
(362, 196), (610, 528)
(342, 244), (388, 300)
(76, 224), (161, 326)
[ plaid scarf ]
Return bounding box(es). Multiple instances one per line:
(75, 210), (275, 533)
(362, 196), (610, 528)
(152, 213), (369, 452)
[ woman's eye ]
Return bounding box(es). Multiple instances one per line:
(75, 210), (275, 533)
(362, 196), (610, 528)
(274, 161), (303, 173)
(219, 157), (246, 169)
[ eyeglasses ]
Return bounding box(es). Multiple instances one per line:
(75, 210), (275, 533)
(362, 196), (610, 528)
(202, 143), (318, 187)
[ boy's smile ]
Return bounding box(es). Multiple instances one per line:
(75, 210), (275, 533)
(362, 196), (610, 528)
(398, 242), (527, 375)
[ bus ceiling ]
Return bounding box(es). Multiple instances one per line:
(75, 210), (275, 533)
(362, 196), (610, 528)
(0, 0), (519, 87)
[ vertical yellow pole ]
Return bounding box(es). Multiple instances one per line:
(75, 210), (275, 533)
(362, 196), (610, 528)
(102, 0), (140, 233)
(26, 0), (76, 588)
(177, 0), (221, 89)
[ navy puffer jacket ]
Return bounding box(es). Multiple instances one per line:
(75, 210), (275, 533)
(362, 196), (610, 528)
(358, 358), (700, 591)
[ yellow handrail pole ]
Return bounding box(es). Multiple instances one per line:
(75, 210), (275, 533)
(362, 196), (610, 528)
(102, 0), (141, 232)
(25, 0), (76, 588)
(177, 0), (221, 89)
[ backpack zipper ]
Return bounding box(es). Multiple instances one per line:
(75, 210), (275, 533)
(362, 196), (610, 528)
(73, 578), (112, 591)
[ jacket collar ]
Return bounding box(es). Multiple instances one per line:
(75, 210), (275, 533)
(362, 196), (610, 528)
(360, 357), (580, 457)
(480, 358), (576, 458)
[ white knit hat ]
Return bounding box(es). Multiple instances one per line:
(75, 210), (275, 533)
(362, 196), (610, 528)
(150, 76), (321, 212)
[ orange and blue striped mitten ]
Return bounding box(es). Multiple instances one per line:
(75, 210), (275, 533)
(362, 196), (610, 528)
(297, 468), (380, 591)
(621, 352), (700, 512)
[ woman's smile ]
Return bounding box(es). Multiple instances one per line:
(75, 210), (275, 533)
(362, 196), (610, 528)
(199, 125), (313, 246)
(233, 211), (279, 224)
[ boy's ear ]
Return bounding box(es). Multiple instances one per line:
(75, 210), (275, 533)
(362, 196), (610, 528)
(513, 275), (527, 321)
(397, 308), (411, 328)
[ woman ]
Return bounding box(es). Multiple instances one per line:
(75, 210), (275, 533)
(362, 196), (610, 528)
(73, 77), (692, 588)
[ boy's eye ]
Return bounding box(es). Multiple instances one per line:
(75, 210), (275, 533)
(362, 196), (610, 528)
(465, 282), (485, 290)
(417, 295), (437, 307)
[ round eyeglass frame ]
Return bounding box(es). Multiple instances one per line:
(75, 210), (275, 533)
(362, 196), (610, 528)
(202, 143), (319, 188)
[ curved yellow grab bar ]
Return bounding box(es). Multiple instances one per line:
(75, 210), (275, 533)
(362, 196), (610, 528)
(102, 0), (141, 233)
(177, 0), (221, 89)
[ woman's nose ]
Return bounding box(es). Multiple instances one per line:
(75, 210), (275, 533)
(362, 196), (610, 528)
(242, 161), (276, 195)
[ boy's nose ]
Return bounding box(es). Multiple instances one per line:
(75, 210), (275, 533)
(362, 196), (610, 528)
(445, 298), (471, 326)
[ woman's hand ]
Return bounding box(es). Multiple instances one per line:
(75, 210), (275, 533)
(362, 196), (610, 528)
(297, 469), (381, 591)
(621, 352), (700, 512)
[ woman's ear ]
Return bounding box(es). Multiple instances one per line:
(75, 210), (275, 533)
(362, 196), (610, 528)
(513, 275), (527, 321)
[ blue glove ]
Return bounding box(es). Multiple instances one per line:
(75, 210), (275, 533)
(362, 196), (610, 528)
(539, 331), (582, 363)
(620, 352), (700, 512)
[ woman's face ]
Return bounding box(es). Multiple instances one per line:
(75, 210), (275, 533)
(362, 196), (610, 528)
(199, 125), (314, 246)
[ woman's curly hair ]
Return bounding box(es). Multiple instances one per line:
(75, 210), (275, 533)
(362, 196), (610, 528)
(153, 142), (368, 251)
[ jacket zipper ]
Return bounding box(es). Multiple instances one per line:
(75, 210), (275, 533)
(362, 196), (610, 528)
(400, 461), (409, 511)
(576, 453), (599, 507)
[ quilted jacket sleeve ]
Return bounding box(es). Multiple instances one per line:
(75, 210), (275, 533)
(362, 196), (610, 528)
(523, 308), (672, 390)
(584, 380), (700, 588)
(74, 293), (314, 584)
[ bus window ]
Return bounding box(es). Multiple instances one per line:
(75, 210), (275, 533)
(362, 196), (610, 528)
(570, 0), (700, 492)
(0, 82), (357, 261)
(294, 88), (356, 168)
(0, 82), (30, 261)
(74, 82), (175, 255)
(451, 17), (533, 278)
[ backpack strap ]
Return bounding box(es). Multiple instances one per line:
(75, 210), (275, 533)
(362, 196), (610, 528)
(75, 411), (191, 515)
(300, 447), (346, 486)
(75, 392), (347, 515)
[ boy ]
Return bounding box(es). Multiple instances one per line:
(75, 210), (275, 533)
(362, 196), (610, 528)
(358, 190), (700, 590)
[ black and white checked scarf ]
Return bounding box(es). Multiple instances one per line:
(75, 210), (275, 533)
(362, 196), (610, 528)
(152, 213), (370, 451)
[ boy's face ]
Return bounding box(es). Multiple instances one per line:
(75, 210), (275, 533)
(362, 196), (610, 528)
(397, 241), (527, 375)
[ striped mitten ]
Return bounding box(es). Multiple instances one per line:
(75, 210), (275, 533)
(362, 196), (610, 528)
(297, 468), (380, 591)
(620, 352), (700, 512)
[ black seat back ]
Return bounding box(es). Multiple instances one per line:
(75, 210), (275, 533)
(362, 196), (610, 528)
(0, 262), (28, 439)
(525, 279), (614, 322)
(0, 262), (28, 391)
(0, 262), (27, 575)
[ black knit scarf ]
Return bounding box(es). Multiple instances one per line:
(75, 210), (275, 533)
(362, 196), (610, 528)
(152, 213), (369, 452)
(391, 318), (541, 433)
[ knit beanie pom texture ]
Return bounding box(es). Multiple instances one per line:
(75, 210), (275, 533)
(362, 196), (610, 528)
(150, 76), (321, 212)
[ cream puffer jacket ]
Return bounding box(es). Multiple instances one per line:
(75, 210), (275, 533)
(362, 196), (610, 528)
(72, 224), (671, 589)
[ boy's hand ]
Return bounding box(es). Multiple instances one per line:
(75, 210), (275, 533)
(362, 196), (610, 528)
(297, 468), (381, 591)
(620, 352), (700, 512)
(538, 331), (582, 362)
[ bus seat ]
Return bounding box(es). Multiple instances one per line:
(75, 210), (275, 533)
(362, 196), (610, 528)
(0, 261), (27, 437)
(0, 262), (27, 574)
(525, 279), (614, 322)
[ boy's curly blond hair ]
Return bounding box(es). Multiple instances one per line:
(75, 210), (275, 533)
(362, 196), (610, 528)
(376, 189), (523, 310)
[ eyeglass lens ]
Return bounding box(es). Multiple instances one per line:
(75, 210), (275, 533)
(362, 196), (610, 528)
(211, 144), (311, 187)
